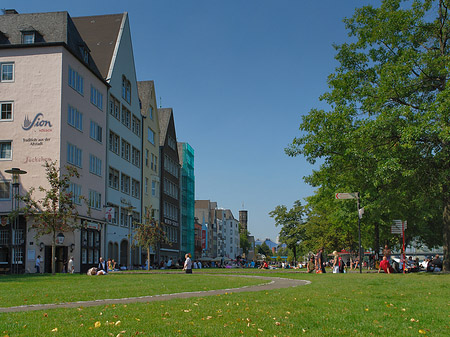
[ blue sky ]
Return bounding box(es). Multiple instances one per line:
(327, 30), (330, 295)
(4, 0), (375, 241)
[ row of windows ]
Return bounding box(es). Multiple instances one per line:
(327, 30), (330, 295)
(163, 201), (179, 222)
(108, 131), (140, 168)
(68, 66), (84, 95)
(144, 150), (158, 172)
(90, 85), (103, 110)
(162, 224), (178, 243)
(144, 177), (159, 197)
(108, 166), (141, 200)
(163, 178), (179, 200)
(109, 94), (141, 137)
(164, 155), (179, 178)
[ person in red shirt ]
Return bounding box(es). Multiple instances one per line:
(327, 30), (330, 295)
(378, 256), (395, 274)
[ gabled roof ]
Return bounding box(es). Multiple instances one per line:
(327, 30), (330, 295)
(72, 13), (124, 79)
(137, 80), (155, 117)
(158, 108), (173, 145)
(0, 11), (104, 81)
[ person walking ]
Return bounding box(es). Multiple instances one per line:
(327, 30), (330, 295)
(35, 255), (41, 274)
(317, 247), (326, 273)
(332, 251), (339, 273)
(183, 253), (192, 274)
(68, 256), (74, 274)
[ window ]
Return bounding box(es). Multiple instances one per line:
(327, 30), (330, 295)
(132, 115), (141, 136)
(121, 139), (130, 161)
(121, 173), (130, 194)
(151, 180), (157, 197)
(164, 155), (179, 178)
(168, 136), (176, 150)
(0, 181), (10, 199)
(163, 178), (179, 199)
(122, 75), (131, 103)
(147, 127), (155, 144)
(0, 141), (12, 160)
(68, 182), (82, 205)
(106, 204), (119, 224)
(89, 121), (102, 143)
(0, 102), (13, 121)
(132, 147), (140, 167)
(80, 46), (89, 63)
(144, 178), (148, 195)
(151, 154), (158, 172)
(1, 63), (14, 82)
(68, 66), (84, 95)
(68, 105), (83, 131)
(90, 85), (103, 110)
(149, 106), (153, 120)
(145, 149), (149, 167)
(67, 143), (82, 167)
(131, 179), (140, 199)
(109, 131), (120, 155)
(121, 106), (131, 128)
(22, 32), (35, 44)
(89, 190), (102, 210)
(109, 95), (120, 120)
(108, 167), (119, 190)
(89, 154), (102, 176)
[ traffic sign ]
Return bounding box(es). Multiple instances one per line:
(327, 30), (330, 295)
(335, 193), (358, 199)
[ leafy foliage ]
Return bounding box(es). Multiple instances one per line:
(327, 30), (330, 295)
(287, 0), (450, 270)
(269, 200), (305, 262)
(15, 161), (81, 274)
(133, 211), (170, 269)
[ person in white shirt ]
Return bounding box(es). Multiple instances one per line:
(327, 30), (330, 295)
(183, 254), (192, 274)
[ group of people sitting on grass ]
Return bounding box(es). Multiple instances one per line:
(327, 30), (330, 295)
(378, 254), (443, 273)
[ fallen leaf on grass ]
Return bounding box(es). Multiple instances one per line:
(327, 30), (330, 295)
(51, 328), (58, 332)
(94, 321), (101, 328)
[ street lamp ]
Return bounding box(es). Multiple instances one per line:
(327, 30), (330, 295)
(127, 206), (136, 270)
(5, 168), (27, 274)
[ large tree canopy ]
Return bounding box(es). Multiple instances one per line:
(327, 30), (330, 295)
(287, 0), (450, 270)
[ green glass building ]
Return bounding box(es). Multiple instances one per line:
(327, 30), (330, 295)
(178, 143), (195, 259)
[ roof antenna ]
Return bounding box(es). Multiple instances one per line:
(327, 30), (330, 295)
(242, 202), (245, 209)
(159, 96), (162, 108)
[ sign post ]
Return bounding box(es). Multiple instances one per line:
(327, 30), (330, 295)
(336, 192), (362, 274)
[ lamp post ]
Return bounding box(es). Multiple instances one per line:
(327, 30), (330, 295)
(5, 168), (27, 274)
(127, 206), (136, 270)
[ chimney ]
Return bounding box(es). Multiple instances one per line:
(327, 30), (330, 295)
(3, 9), (19, 15)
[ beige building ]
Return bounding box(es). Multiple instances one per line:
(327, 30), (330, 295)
(137, 82), (160, 222)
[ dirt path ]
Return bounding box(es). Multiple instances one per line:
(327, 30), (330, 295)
(0, 275), (310, 313)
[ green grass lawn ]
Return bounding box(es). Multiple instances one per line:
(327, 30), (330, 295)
(1, 270), (449, 336)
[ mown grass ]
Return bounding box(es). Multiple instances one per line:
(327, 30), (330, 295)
(0, 272), (265, 307)
(1, 270), (449, 336)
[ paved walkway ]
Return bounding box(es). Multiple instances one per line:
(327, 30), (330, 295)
(0, 275), (310, 313)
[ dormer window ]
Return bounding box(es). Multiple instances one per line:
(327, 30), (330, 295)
(79, 46), (89, 64)
(22, 31), (35, 44)
(21, 28), (42, 44)
(0, 31), (9, 44)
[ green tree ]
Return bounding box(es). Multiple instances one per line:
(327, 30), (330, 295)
(133, 211), (169, 270)
(15, 161), (81, 275)
(269, 200), (305, 263)
(287, 0), (450, 270)
(257, 242), (272, 258)
(239, 223), (251, 257)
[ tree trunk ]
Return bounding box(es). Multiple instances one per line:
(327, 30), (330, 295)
(443, 200), (450, 272)
(147, 246), (151, 271)
(374, 222), (380, 256)
(51, 232), (56, 275)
